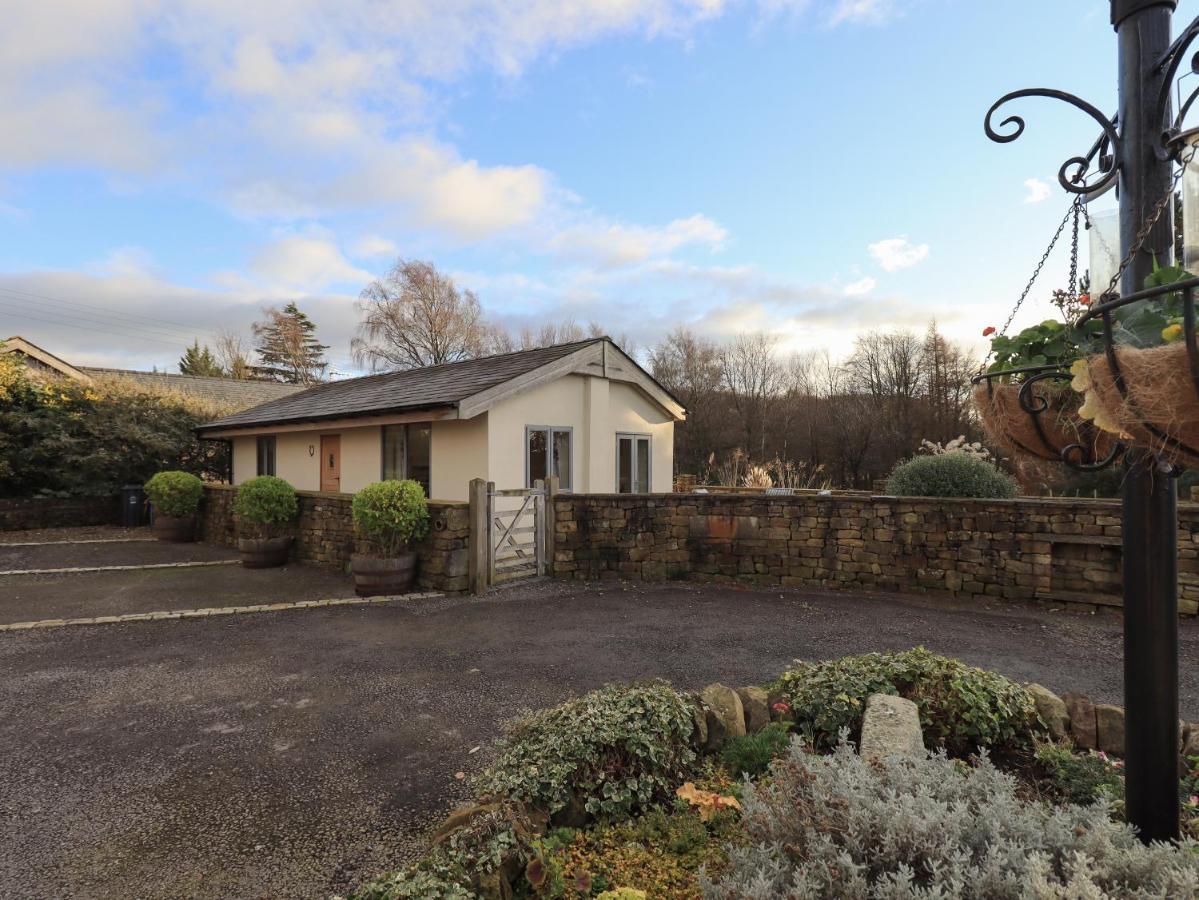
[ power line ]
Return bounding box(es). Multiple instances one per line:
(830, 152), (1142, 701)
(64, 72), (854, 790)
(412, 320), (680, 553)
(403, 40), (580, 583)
(0, 298), (202, 349)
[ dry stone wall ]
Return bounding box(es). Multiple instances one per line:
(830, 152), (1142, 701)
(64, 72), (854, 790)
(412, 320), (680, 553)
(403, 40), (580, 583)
(0, 496), (120, 531)
(552, 493), (1199, 615)
(200, 485), (471, 593)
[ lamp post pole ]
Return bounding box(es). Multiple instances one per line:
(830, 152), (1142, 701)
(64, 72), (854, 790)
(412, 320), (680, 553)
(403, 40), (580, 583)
(1112, 0), (1181, 843)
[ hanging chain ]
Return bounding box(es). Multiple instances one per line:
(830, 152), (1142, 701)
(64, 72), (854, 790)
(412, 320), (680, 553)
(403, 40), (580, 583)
(1068, 198), (1081, 304)
(1100, 138), (1199, 299)
(994, 201), (1078, 342)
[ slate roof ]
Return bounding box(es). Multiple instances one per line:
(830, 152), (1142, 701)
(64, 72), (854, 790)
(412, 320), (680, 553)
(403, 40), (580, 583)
(197, 339), (601, 432)
(81, 368), (305, 410)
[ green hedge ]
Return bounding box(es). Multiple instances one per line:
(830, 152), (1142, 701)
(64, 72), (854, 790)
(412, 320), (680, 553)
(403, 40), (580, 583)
(351, 480), (430, 556)
(234, 475), (298, 527)
(886, 453), (1019, 499)
(144, 471), (205, 517)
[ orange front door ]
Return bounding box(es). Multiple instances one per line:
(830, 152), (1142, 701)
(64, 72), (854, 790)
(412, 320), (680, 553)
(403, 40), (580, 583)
(320, 434), (341, 492)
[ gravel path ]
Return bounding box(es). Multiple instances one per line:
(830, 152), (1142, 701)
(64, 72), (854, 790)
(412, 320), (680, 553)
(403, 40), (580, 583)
(0, 540), (237, 572)
(1, 578), (1196, 899)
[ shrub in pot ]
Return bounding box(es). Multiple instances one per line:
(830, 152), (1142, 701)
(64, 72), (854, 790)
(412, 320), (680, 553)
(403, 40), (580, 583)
(885, 453), (1019, 499)
(350, 479), (430, 596)
(144, 470), (204, 542)
(233, 476), (298, 568)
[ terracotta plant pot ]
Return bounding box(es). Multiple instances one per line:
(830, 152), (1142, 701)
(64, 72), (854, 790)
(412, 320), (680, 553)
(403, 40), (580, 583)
(1080, 343), (1199, 467)
(237, 536), (292, 569)
(973, 381), (1115, 464)
(152, 513), (196, 543)
(351, 552), (418, 597)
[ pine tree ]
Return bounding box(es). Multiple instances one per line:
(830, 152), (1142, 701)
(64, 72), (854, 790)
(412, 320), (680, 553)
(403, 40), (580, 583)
(252, 302), (329, 384)
(178, 341), (225, 377)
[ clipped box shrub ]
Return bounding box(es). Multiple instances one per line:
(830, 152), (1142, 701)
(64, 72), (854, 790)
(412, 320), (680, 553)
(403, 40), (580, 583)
(770, 648), (1039, 756)
(351, 479), (430, 557)
(886, 452), (1019, 499)
(475, 681), (699, 823)
(144, 470), (205, 517)
(233, 475), (298, 532)
(702, 741), (1199, 899)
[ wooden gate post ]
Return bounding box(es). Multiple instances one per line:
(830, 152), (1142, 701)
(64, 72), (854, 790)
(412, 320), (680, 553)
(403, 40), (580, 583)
(545, 475), (559, 578)
(468, 478), (488, 595)
(533, 479), (546, 577)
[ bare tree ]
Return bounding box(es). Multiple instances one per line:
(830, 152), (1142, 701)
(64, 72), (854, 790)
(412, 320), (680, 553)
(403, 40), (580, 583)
(650, 328), (726, 476)
(353, 259), (490, 370)
(214, 329), (254, 380)
(721, 333), (785, 459)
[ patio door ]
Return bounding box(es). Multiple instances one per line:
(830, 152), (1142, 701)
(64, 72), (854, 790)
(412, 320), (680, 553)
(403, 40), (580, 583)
(320, 434), (341, 492)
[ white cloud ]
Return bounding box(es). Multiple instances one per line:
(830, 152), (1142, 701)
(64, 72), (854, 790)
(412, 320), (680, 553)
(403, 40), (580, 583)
(550, 214), (727, 267)
(868, 237), (929, 272)
(843, 276), (876, 296)
(249, 236), (374, 291)
(351, 235), (401, 259)
(1023, 177), (1051, 204)
(828, 0), (900, 26)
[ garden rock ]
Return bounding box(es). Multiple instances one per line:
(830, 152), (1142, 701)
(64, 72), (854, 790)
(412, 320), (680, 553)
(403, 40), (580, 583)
(1184, 723), (1199, 759)
(1062, 692), (1097, 750)
(1095, 704), (1125, 756)
(689, 697), (708, 749)
(858, 693), (924, 761)
(737, 686), (770, 734)
(1026, 683), (1070, 741)
(701, 683), (745, 750)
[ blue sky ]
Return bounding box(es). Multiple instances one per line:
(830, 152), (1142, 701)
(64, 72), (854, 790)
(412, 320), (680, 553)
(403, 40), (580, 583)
(0, 0), (1140, 374)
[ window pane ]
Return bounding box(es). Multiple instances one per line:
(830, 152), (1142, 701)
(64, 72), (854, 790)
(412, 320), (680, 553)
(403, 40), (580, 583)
(256, 436), (275, 476)
(552, 429), (571, 489)
(381, 425), (405, 480)
(635, 437), (651, 493)
(617, 437), (632, 493)
(407, 424), (431, 496)
(528, 429), (547, 485)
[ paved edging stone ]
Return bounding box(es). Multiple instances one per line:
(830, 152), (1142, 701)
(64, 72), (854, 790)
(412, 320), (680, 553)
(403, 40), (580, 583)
(0, 538), (158, 547)
(0, 592), (444, 631)
(0, 560), (240, 576)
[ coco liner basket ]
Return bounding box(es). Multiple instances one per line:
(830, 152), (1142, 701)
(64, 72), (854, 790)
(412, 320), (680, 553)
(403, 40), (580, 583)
(972, 365), (1118, 465)
(1077, 275), (1199, 469)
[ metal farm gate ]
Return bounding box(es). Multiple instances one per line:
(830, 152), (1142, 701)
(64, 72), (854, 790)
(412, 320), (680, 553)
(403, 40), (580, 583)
(487, 481), (546, 584)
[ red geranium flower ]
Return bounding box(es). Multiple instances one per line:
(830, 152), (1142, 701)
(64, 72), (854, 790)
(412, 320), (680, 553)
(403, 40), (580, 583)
(982, 326), (997, 337)
(1079, 293), (1091, 306)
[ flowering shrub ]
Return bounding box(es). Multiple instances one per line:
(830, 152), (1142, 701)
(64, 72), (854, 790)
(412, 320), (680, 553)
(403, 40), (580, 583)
(701, 741), (1199, 898)
(770, 648), (1040, 756)
(144, 470), (205, 517)
(918, 435), (993, 461)
(886, 453), (1019, 499)
(351, 479), (429, 557)
(1035, 742), (1125, 806)
(475, 682), (698, 822)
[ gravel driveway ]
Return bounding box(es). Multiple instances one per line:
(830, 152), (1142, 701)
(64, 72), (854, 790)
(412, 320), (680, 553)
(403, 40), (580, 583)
(2, 577), (1197, 899)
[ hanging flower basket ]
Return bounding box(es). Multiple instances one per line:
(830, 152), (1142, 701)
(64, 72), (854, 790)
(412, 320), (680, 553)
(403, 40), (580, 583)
(972, 367), (1117, 465)
(1074, 271), (1199, 469)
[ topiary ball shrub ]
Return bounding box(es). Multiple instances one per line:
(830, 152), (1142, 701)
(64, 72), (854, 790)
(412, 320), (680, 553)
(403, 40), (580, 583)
(475, 681), (699, 824)
(701, 740), (1199, 898)
(233, 476), (298, 533)
(144, 470), (205, 517)
(885, 453), (1019, 499)
(351, 479), (430, 557)
(770, 648), (1040, 757)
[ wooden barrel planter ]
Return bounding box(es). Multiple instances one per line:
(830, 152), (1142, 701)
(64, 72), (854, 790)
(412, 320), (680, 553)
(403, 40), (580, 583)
(237, 536), (292, 569)
(972, 369), (1117, 466)
(351, 552), (418, 597)
(152, 514), (196, 543)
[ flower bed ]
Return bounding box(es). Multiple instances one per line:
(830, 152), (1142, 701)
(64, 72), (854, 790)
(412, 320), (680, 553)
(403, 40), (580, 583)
(347, 652), (1199, 900)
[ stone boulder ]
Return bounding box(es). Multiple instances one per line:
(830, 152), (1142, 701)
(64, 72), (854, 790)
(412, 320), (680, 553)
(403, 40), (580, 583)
(1026, 683), (1070, 741)
(1062, 692), (1097, 750)
(736, 686), (771, 734)
(700, 683), (746, 751)
(1095, 704), (1125, 757)
(858, 693), (924, 762)
(688, 696), (708, 749)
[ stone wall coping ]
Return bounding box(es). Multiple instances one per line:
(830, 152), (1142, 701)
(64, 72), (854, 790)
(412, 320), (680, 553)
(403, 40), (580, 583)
(201, 484), (467, 508)
(563, 491), (1199, 513)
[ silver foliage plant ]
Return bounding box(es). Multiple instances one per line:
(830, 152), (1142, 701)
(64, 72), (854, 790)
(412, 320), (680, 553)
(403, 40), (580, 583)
(701, 739), (1199, 899)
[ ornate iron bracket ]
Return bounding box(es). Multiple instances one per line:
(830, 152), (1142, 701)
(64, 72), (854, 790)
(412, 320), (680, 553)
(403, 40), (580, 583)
(984, 89), (1120, 195)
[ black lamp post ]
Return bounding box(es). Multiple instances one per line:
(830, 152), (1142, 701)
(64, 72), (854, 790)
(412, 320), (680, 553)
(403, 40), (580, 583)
(983, 0), (1199, 842)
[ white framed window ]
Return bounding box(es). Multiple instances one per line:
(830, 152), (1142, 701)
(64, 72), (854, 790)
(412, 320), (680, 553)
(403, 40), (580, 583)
(616, 433), (651, 493)
(256, 436), (276, 476)
(526, 426), (572, 489)
(381, 423), (431, 496)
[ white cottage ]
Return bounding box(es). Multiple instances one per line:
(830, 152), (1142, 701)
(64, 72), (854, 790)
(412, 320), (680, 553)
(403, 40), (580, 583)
(196, 338), (685, 501)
